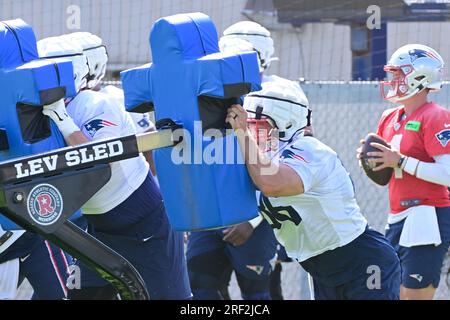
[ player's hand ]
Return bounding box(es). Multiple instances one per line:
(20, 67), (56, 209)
(367, 142), (402, 171)
(356, 139), (365, 159)
(356, 139), (365, 167)
(226, 104), (248, 132)
(42, 99), (79, 138)
(222, 222), (254, 246)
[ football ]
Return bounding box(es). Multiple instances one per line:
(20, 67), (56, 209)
(360, 133), (393, 186)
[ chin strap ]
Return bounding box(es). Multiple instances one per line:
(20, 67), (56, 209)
(255, 106), (263, 120)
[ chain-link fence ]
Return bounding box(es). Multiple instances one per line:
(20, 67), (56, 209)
(3, 0), (450, 81)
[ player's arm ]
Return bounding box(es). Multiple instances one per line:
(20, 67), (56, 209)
(415, 154), (450, 187)
(226, 104), (304, 197)
(64, 132), (90, 146)
(42, 98), (122, 148)
(368, 113), (450, 187)
(42, 99), (89, 146)
(367, 144), (450, 187)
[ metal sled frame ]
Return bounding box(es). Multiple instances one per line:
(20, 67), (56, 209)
(0, 124), (181, 300)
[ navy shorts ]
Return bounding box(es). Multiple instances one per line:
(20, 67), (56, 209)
(385, 206), (450, 289)
(74, 174), (191, 300)
(301, 227), (401, 300)
(0, 232), (73, 299)
(187, 219), (277, 281)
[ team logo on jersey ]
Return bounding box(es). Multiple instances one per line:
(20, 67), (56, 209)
(246, 265), (264, 275)
(408, 49), (440, 63)
(137, 117), (150, 129)
(27, 184), (63, 226)
(280, 149), (309, 163)
(409, 274), (423, 282)
(84, 119), (117, 137)
(435, 129), (450, 147)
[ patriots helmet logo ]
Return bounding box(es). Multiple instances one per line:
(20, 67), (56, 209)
(435, 129), (450, 147)
(137, 117), (150, 129)
(84, 119), (117, 137)
(246, 265), (264, 275)
(408, 49), (440, 63)
(280, 149), (309, 163)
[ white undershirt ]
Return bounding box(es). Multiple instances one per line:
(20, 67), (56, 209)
(410, 154), (450, 187)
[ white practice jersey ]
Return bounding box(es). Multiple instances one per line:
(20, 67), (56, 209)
(66, 90), (149, 214)
(259, 136), (367, 262)
(101, 85), (155, 134)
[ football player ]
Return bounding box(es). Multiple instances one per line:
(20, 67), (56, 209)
(358, 44), (450, 299)
(0, 228), (73, 299)
(188, 21), (311, 300)
(62, 32), (157, 176)
(186, 21), (286, 300)
(227, 82), (401, 299)
(0, 38), (88, 300)
(37, 35), (191, 300)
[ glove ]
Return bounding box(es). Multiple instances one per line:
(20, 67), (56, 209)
(42, 99), (79, 138)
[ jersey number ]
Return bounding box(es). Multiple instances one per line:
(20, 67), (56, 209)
(258, 194), (302, 229)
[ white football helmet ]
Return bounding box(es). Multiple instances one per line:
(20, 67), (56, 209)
(381, 44), (444, 102)
(219, 37), (255, 57)
(66, 32), (108, 89)
(37, 36), (89, 93)
(244, 82), (311, 146)
(219, 21), (277, 72)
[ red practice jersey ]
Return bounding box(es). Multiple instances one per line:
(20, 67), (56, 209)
(377, 102), (450, 213)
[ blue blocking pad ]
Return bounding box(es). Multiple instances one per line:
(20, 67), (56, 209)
(0, 19), (80, 230)
(121, 12), (261, 231)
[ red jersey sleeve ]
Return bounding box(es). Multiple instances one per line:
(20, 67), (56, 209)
(376, 108), (396, 138)
(376, 117), (385, 137)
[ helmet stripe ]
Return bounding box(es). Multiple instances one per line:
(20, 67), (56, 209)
(246, 93), (309, 109)
(225, 33), (270, 38)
